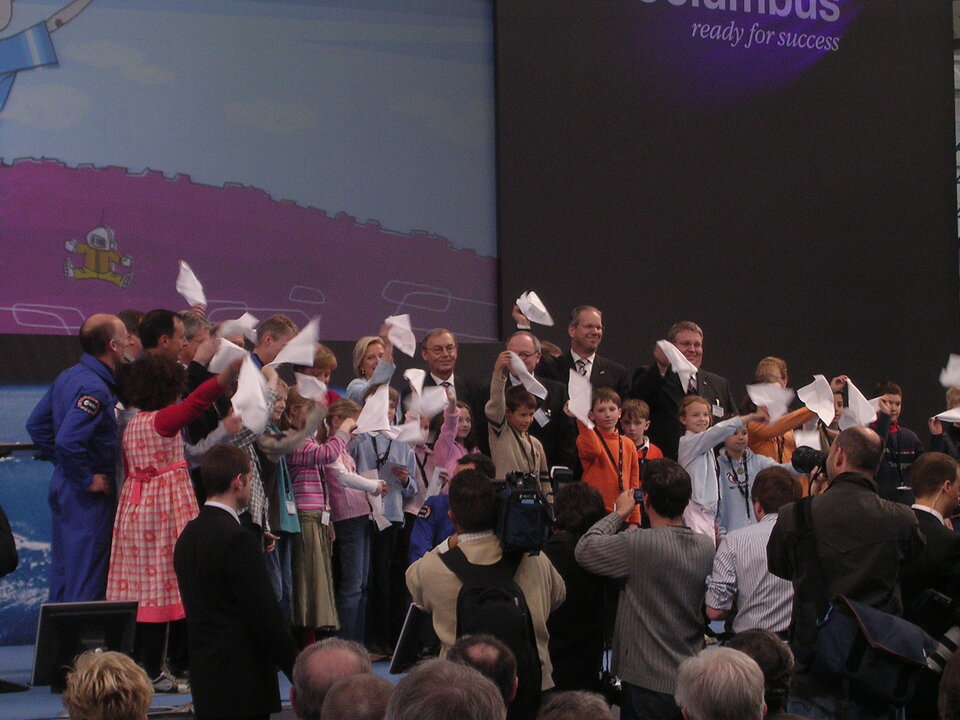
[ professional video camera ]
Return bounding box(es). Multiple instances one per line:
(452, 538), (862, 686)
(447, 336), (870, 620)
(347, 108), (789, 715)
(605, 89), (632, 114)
(791, 445), (828, 475)
(493, 471), (556, 556)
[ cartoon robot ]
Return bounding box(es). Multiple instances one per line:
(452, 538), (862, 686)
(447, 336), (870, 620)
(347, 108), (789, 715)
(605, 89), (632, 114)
(64, 226), (133, 288)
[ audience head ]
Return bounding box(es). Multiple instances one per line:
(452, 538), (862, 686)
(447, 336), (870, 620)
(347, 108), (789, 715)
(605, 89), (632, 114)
(449, 469), (498, 531)
(200, 444), (251, 504)
(178, 310), (211, 365)
(505, 385), (537, 434)
(725, 629), (794, 715)
(678, 395), (712, 434)
(754, 356), (788, 387)
(448, 634), (518, 705)
(642, 458), (692, 521)
(353, 336), (385, 379)
(553, 482), (606, 536)
(79, 314), (128, 370)
(421, 328), (458, 381)
(874, 380), (903, 422)
(506, 331), (542, 375)
(119, 353), (187, 411)
(62, 650), (152, 720)
(567, 305), (604, 357)
(430, 400), (478, 450)
(540, 340), (562, 358)
(281, 388), (314, 432)
(363, 383), (400, 417)
(910, 452), (960, 513)
(455, 453), (496, 479)
(319, 674), (392, 720)
(291, 638), (373, 720)
(620, 399), (651, 444)
(318, 397), (361, 441)
(675, 647), (765, 720)
(139, 309), (186, 361)
(752, 467), (801, 516)
(828, 426), (883, 480)
(947, 387), (960, 411)
(589, 387), (622, 433)
(254, 314), (298, 364)
(117, 309), (143, 359)
(385, 658), (506, 720)
(295, 343), (338, 384)
(536, 691), (613, 720)
(666, 321), (704, 369)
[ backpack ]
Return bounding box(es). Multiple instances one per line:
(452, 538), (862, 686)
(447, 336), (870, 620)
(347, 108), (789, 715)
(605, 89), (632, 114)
(440, 545), (542, 718)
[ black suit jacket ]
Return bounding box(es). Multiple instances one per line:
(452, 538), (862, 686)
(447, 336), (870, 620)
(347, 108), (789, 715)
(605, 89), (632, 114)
(174, 505), (298, 719)
(901, 508), (960, 634)
(538, 351), (630, 399)
(630, 364), (737, 460)
(422, 372), (482, 410)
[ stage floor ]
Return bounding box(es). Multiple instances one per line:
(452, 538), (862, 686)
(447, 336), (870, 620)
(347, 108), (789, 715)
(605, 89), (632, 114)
(0, 645), (396, 720)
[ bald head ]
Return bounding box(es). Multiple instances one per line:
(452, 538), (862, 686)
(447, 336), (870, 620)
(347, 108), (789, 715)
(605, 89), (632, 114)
(828, 426), (883, 480)
(291, 640), (372, 720)
(79, 314), (127, 369)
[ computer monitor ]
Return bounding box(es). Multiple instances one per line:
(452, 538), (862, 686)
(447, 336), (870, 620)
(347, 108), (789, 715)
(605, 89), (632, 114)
(31, 601), (137, 692)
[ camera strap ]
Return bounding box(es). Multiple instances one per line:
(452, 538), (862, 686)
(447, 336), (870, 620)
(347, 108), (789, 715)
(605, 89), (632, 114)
(594, 427), (624, 491)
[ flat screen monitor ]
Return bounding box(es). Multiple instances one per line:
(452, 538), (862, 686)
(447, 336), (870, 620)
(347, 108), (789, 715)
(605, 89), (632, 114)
(31, 600), (137, 692)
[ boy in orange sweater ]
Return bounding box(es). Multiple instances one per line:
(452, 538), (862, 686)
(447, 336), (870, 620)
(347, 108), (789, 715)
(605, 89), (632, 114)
(576, 388), (641, 527)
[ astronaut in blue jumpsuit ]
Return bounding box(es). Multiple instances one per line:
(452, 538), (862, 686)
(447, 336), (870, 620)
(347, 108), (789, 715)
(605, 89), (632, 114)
(26, 314), (127, 602)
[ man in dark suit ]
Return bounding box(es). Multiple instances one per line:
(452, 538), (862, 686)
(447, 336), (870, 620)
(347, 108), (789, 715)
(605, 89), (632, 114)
(420, 327), (482, 410)
(174, 444), (298, 720)
(900, 451), (960, 719)
(474, 330), (577, 470)
(631, 321), (737, 460)
(535, 305), (630, 399)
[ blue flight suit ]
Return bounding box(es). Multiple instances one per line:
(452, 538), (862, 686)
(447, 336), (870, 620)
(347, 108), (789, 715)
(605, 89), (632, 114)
(26, 353), (119, 602)
(408, 494), (455, 564)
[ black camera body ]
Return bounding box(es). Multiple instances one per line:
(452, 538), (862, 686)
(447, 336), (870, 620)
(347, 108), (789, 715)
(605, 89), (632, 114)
(792, 445), (828, 475)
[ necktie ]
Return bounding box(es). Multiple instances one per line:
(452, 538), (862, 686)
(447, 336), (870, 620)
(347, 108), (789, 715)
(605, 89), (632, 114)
(440, 381), (451, 388)
(687, 375), (697, 394)
(576, 359), (588, 377)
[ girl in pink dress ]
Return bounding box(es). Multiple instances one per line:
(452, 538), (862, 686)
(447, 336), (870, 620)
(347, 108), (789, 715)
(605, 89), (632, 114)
(107, 354), (239, 687)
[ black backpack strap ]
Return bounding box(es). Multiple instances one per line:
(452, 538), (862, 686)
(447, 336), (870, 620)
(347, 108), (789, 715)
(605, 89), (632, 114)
(440, 544), (523, 587)
(794, 496), (831, 620)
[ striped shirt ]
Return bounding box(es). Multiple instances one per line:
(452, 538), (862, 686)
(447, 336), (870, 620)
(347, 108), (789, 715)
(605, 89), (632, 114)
(705, 512), (794, 634)
(575, 512), (715, 695)
(288, 436), (346, 511)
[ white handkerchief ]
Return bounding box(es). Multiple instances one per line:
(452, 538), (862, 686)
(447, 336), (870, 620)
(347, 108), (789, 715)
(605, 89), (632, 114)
(294, 372), (327, 403)
(839, 379), (877, 430)
(390, 419), (427, 444)
(403, 368), (426, 397)
(746, 383), (795, 423)
(176, 260), (206, 308)
(656, 340), (697, 392)
(509, 352), (547, 400)
(385, 314), (416, 357)
(419, 386), (447, 420)
(941, 354), (960, 388)
(362, 471), (394, 531)
(216, 312), (259, 343)
(425, 467), (446, 499)
(568, 369), (594, 430)
(516, 291), (554, 326)
(207, 338), (248, 373)
(232, 355), (270, 434)
(797, 375), (835, 426)
(935, 408), (960, 423)
(355, 384), (392, 435)
(793, 429), (823, 452)
(269, 317), (319, 367)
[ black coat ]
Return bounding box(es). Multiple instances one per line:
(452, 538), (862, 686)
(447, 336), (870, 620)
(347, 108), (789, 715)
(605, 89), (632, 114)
(538, 351), (630, 400)
(174, 505), (298, 719)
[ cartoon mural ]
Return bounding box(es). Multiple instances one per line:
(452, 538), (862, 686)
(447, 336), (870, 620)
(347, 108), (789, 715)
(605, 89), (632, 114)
(0, 0), (497, 645)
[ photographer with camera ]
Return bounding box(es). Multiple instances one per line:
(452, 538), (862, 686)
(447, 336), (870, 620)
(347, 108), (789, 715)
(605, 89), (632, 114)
(406, 469), (565, 719)
(575, 458), (716, 720)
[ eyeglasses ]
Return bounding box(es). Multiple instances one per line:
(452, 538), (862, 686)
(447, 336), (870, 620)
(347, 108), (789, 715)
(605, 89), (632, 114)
(426, 345), (456, 355)
(514, 350), (540, 359)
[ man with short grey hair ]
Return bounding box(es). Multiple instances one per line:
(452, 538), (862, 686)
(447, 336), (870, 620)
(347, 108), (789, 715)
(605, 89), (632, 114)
(290, 638), (372, 720)
(385, 658), (506, 720)
(675, 648), (766, 720)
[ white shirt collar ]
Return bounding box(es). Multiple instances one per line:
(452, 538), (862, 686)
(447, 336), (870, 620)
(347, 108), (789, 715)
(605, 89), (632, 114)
(912, 503), (945, 524)
(431, 372), (455, 387)
(457, 529), (496, 544)
(205, 500), (240, 524)
(570, 350), (595, 366)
